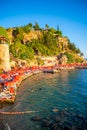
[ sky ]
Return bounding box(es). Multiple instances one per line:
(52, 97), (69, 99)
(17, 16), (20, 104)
(0, 0), (87, 58)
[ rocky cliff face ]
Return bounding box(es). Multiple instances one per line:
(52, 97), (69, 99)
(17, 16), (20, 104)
(57, 37), (68, 51)
(6, 28), (84, 65)
(23, 30), (43, 44)
(57, 53), (68, 64)
(7, 28), (13, 44)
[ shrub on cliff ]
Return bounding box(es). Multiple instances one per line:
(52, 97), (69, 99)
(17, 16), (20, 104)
(0, 26), (8, 38)
(64, 52), (74, 63)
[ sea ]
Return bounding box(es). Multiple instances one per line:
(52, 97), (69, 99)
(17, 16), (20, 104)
(0, 69), (87, 130)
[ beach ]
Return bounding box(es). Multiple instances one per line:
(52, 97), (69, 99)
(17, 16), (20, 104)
(0, 63), (87, 103)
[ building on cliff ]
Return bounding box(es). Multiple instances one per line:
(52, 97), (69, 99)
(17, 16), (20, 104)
(0, 36), (11, 71)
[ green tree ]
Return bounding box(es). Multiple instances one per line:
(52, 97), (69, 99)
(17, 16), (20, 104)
(12, 27), (24, 41)
(55, 25), (62, 36)
(33, 22), (40, 30)
(76, 48), (81, 54)
(22, 23), (33, 33)
(68, 42), (77, 52)
(57, 25), (59, 31)
(64, 52), (74, 63)
(45, 24), (49, 30)
(42, 31), (58, 55)
(49, 28), (56, 34)
(80, 52), (84, 56)
(55, 30), (62, 36)
(28, 23), (33, 28)
(0, 26), (8, 37)
(10, 40), (34, 59)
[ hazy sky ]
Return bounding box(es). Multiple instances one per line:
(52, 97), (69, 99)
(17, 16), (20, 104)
(0, 0), (87, 58)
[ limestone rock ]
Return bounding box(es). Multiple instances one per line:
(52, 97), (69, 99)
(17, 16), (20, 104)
(57, 53), (68, 65)
(23, 30), (43, 44)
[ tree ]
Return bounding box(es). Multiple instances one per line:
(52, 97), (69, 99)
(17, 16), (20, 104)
(22, 23), (33, 33)
(55, 30), (62, 36)
(28, 23), (33, 28)
(42, 31), (58, 55)
(0, 26), (8, 37)
(49, 28), (56, 34)
(12, 27), (24, 41)
(33, 22), (40, 30)
(57, 25), (59, 31)
(68, 42), (77, 52)
(80, 52), (84, 56)
(10, 40), (34, 59)
(45, 24), (49, 30)
(64, 52), (74, 63)
(76, 48), (81, 54)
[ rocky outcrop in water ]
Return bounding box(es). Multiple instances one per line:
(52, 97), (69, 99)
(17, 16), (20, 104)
(31, 109), (87, 130)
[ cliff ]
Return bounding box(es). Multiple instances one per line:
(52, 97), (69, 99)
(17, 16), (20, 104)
(0, 24), (85, 67)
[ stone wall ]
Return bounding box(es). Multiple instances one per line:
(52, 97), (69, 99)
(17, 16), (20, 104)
(0, 44), (11, 71)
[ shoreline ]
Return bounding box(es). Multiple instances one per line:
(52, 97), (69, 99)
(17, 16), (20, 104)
(0, 63), (87, 103)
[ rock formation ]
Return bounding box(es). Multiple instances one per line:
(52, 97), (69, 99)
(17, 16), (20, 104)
(57, 53), (68, 65)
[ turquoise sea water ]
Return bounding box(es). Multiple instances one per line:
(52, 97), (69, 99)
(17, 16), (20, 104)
(1, 69), (87, 130)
